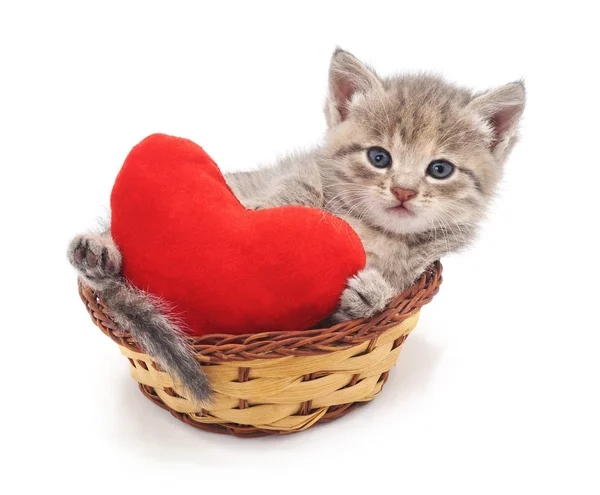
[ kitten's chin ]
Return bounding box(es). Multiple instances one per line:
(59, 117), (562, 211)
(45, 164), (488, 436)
(371, 208), (432, 235)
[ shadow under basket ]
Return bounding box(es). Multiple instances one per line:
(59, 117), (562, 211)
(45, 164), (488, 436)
(78, 261), (442, 437)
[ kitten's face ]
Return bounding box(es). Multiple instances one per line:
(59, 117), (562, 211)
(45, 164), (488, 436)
(322, 50), (524, 237)
(323, 78), (494, 234)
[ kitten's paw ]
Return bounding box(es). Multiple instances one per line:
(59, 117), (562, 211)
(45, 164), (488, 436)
(68, 233), (122, 290)
(332, 268), (397, 322)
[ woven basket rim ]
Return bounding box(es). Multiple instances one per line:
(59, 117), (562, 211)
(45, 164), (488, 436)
(79, 261), (442, 364)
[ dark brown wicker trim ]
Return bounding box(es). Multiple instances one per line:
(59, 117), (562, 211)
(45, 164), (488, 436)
(78, 261), (442, 364)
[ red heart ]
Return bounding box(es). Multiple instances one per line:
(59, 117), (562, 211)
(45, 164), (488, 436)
(111, 134), (366, 336)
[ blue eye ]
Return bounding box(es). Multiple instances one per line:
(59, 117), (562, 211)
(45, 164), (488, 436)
(427, 160), (455, 179)
(367, 147), (392, 168)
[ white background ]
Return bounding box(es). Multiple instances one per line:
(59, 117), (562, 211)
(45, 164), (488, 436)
(1, 1), (599, 494)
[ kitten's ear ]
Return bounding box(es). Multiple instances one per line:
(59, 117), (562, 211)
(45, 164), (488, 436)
(326, 48), (383, 127)
(468, 81), (526, 160)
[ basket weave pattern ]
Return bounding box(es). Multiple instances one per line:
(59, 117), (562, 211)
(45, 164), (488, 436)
(79, 262), (442, 437)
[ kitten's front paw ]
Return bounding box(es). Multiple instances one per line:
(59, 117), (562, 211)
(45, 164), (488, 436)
(332, 268), (397, 323)
(68, 233), (122, 290)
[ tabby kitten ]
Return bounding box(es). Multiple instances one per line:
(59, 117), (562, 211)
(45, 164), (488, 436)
(69, 49), (525, 404)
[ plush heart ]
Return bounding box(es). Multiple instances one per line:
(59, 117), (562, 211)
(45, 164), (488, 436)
(110, 134), (366, 336)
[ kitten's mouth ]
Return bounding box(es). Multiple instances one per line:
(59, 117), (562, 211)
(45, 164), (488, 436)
(387, 204), (414, 218)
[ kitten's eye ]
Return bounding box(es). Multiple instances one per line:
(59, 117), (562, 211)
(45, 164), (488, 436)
(427, 160), (455, 179)
(367, 147), (392, 168)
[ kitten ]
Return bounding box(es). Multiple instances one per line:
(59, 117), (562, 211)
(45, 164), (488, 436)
(228, 49), (524, 320)
(68, 49), (525, 405)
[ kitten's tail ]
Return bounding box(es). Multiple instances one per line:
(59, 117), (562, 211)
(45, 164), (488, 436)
(69, 232), (211, 405)
(99, 281), (212, 406)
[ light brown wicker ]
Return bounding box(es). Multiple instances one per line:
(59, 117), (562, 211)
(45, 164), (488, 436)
(78, 261), (442, 437)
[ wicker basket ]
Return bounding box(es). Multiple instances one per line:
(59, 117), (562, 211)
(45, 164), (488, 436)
(78, 261), (442, 437)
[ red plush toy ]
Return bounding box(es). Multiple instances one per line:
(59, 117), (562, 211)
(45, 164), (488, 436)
(111, 134), (366, 336)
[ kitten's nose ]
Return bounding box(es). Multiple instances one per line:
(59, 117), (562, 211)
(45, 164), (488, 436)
(391, 187), (417, 203)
